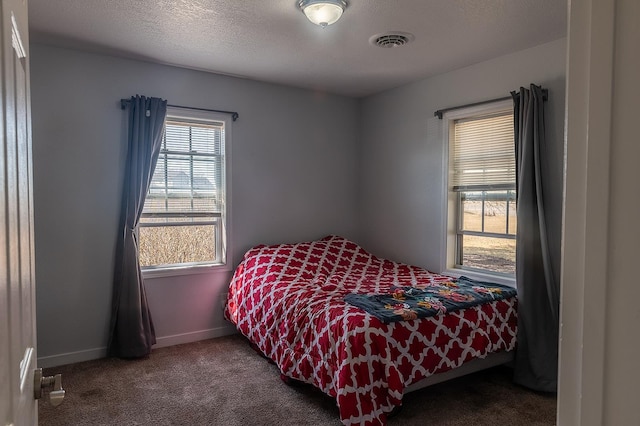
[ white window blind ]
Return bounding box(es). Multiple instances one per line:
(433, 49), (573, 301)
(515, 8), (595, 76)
(145, 120), (225, 216)
(452, 112), (515, 190)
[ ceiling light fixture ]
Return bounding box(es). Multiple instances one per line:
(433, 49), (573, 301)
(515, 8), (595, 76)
(298, 0), (347, 28)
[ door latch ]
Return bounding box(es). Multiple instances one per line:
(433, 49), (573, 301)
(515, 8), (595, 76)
(33, 368), (65, 407)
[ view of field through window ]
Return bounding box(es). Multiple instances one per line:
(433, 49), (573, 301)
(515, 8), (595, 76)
(460, 192), (516, 275)
(139, 220), (217, 267)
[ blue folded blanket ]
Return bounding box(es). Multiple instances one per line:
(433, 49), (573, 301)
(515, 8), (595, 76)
(344, 276), (517, 323)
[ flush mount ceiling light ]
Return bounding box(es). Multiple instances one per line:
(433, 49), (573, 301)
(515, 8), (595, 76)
(298, 0), (347, 28)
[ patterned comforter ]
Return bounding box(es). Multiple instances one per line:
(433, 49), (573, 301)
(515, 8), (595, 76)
(224, 236), (517, 425)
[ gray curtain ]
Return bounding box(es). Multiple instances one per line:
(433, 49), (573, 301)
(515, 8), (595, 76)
(511, 85), (559, 392)
(108, 95), (167, 358)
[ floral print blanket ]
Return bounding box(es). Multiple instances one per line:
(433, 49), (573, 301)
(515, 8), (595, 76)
(344, 276), (516, 323)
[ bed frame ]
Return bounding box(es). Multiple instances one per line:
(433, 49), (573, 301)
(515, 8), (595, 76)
(404, 350), (514, 393)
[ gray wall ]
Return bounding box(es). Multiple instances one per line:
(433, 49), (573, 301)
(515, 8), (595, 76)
(32, 38), (567, 366)
(358, 38), (566, 276)
(31, 44), (359, 365)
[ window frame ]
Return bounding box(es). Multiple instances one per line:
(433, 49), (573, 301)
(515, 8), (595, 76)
(141, 106), (232, 278)
(441, 99), (516, 286)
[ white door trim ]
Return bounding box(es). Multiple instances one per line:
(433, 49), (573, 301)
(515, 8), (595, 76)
(558, 0), (615, 424)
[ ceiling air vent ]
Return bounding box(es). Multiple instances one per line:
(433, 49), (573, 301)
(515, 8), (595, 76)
(370, 32), (415, 48)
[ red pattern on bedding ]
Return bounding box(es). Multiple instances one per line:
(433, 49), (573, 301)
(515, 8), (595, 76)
(225, 236), (517, 425)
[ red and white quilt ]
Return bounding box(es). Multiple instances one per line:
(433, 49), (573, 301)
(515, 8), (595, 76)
(224, 236), (517, 425)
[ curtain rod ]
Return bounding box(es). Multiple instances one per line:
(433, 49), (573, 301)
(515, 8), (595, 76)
(120, 99), (239, 122)
(434, 88), (548, 119)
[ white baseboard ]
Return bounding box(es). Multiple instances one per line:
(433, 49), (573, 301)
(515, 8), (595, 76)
(38, 347), (108, 369)
(153, 325), (238, 349)
(37, 325), (238, 368)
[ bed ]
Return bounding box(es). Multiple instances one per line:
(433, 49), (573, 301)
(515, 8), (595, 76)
(224, 236), (517, 425)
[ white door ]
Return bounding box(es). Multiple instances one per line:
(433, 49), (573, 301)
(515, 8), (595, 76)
(0, 0), (38, 424)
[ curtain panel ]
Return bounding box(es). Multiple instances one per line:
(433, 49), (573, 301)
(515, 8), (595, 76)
(108, 95), (167, 358)
(512, 85), (559, 392)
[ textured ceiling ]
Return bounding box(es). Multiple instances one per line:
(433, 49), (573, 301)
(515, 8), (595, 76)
(28, 0), (567, 98)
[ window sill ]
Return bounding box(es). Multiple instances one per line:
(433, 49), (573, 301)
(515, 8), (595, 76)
(142, 263), (232, 279)
(442, 268), (516, 288)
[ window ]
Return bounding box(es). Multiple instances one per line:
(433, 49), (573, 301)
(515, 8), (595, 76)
(444, 100), (515, 277)
(139, 107), (230, 271)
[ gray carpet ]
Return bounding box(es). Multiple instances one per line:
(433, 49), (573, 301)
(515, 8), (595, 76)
(39, 334), (556, 425)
